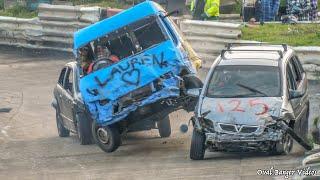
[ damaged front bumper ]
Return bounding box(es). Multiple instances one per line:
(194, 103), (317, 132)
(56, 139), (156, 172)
(205, 129), (283, 143)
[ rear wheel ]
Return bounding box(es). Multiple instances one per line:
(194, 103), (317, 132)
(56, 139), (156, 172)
(157, 115), (171, 138)
(76, 113), (93, 145)
(190, 128), (206, 160)
(92, 121), (121, 153)
(56, 108), (70, 137)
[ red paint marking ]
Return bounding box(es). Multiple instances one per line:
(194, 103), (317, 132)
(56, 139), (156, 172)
(217, 102), (224, 112)
(249, 98), (269, 115)
(229, 99), (245, 112)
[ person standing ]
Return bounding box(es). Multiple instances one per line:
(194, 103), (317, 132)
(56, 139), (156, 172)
(260, 0), (280, 22)
(191, 0), (220, 20)
(309, 0), (318, 20)
(203, 0), (220, 20)
(287, 0), (311, 21)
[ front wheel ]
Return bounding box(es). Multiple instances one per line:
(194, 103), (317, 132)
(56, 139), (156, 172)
(92, 121), (121, 153)
(190, 128), (206, 160)
(269, 133), (293, 155)
(157, 115), (171, 138)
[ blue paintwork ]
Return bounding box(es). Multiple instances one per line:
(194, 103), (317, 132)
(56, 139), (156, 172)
(74, 1), (195, 125)
(73, 1), (162, 55)
(79, 40), (182, 102)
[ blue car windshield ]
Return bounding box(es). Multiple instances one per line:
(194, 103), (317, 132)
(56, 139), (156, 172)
(206, 65), (281, 98)
(79, 15), (168, 63)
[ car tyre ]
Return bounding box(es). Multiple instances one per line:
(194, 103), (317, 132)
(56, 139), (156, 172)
(92, 121), (121, 153)
(157, 115), (171, 138)
(76, 113), (93, 145)
(56, 107), (70, 137)
(270, 133), (293, 155)
(190, 128), (206, 160)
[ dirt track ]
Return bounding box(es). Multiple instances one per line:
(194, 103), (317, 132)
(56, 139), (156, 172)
(0, 47), (319, 180)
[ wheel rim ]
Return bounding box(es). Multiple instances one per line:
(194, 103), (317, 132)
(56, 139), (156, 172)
(283, 134), (293, 154)
(97, 127), (109, 144)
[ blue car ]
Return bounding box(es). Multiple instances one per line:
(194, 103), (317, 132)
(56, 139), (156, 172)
(54, 1), (203, 153)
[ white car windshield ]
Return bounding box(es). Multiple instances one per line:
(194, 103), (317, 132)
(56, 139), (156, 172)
(206, 65), (281, 98)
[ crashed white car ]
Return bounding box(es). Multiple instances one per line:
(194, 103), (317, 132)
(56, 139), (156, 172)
(187, 43), (311, 160)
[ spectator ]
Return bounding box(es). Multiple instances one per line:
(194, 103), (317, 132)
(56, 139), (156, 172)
(202, 0), (220, 20)
(287, 0), (311, 21)
(309, 0), (318, 20)
(191, 0), (220, 20)
(260, 0), (280, 22)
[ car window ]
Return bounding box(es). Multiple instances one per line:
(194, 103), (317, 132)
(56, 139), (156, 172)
(289, 56), (302, 83)
(58, 67), (67, 85)
(286, 63), (297, 90)
(206, 65), (281, 98)
(133, 17), (166, 50)
(293, 56), (304, 75)
(64, 68), (74, 95)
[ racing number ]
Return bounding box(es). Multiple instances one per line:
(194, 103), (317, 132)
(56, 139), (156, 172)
(248, 99), (269, 115)
(217, 99), (269, 115)
(229, 100), (245, 112)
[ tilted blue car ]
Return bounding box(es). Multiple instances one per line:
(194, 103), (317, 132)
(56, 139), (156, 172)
(70, 1), (203, 152)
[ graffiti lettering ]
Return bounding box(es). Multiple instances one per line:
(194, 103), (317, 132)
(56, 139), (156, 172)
(93, 51), (169, 89)
(216, 99), (269, 115)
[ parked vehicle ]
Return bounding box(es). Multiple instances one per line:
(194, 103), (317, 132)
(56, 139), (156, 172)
(53, 1), (203, 153)
(187, 43), (311, 160)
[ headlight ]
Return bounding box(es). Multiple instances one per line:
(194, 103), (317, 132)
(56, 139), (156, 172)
(260, 116), (277, 126)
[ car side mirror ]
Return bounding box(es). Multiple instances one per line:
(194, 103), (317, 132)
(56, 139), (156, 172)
(289, 89), (304, 99)
(186, 88), (202, 97)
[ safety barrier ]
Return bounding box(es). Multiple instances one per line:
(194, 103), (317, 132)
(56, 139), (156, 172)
(179, 19), (242, 69)
(179, 19), (320, 79)
(0, 4), (101, 52)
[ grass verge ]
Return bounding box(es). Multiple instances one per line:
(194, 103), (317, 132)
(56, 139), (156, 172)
(0, 5), (37, 18)
(241, 23), (320, 46)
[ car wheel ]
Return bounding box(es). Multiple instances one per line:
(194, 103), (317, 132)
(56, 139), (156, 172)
(76, 113), (93, 145)
(190, 128), (206, 160)
(157, 115), (171, 138)
(56, 108), (70, 137)
(92, 121), (121, 153)
(270, 133), (293, 155)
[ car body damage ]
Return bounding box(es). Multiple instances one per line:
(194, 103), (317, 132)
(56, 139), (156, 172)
(198, 97), (291, 151)
(73, 1), (201, 127)
(188, 43), (312, 160)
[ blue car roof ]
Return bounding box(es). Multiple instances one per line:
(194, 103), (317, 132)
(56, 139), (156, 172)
(73, 1), (163, 54)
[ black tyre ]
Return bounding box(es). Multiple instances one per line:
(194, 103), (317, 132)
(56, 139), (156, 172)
(157, 115), (171, 138)
(92, 121), (121, 153)
(55, 108), (70, 137)
(190, 128), (206, 160)
(76, 113), (93, 145)
(269, 133), (293, 155)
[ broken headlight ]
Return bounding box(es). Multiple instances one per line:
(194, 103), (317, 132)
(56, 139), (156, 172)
(260, 116), (277, 126)
(199, 118), (214, 131)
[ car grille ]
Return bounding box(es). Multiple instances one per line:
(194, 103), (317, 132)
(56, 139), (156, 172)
(219, 124), (237, 132)
(218, 123), (259, 134)
(240, 126), (258, 133)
